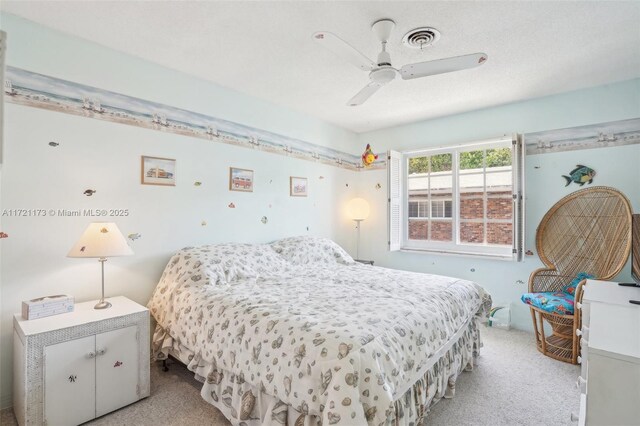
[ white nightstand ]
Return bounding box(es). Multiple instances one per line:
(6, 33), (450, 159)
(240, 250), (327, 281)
(13, 296), (150, 426)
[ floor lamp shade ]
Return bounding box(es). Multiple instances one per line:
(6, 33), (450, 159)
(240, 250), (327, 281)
(347, 198), (370, 221)
(68, 222), (133, 258)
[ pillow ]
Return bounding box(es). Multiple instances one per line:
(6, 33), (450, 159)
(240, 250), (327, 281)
(562, 272), (595, 296)
(521, 291), (574, 315)
(270, 236), (355, 266)
(177, 243), (292, 285)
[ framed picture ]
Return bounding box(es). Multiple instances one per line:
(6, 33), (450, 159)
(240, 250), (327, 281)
(229, 167), (254, 192)
(141, 156), (176, 186)
(290, 176), (308, 197)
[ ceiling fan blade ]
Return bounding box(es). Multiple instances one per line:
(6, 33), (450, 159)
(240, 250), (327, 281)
(313, 31), (375, 72)
(400, 53), (488, 80)
(347, 82), (382, 106)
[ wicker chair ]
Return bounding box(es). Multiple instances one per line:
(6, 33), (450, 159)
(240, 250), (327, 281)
(527, 186), (632, 364)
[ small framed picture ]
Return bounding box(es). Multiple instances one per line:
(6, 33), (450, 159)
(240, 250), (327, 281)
(229, 167), (254, 192)
(141, 156), (176, 186)
(290, 176), (308, 197)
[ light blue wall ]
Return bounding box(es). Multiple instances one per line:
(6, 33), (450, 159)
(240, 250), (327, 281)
(0, 13), (362, 409)
(0, 13), (359, 154)
(360, 79), (640, 151)
(356, 79), (640, 333)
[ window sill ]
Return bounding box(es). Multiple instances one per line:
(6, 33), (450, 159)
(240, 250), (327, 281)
(399, 247), (515, 261)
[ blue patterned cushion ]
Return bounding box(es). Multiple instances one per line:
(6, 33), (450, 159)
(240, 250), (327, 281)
(521, 291), (575, 315)
(561, 272), (594, 296)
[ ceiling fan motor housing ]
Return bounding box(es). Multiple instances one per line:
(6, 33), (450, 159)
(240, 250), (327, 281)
(370, 67), (396, 85)
(377, 50), (391, 66)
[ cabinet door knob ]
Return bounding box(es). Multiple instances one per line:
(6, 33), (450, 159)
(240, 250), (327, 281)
(87, 351), (96, 359)
(97, 348), (106, 356)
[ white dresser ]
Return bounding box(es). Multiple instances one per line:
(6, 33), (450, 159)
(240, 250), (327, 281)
(576, 280), (640, 426)
(13, 296), (150, 425)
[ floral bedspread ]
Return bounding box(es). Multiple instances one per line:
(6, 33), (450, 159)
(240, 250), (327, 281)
(148, 240), (490, 425)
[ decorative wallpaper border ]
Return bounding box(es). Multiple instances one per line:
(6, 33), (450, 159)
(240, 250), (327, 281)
(4, 66), (386, 171)
(525, 118), (640, 155)
(5, 66), (636, 168)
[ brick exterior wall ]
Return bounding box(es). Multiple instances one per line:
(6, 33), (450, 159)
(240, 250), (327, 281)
(460, 197), (483, 219)
(431, 221), (452, 241)
(487, 196), (513, 219)
(408, 190), (512, 245)
(487, 222), (513, 245)
(460, 222), (484, 243)
(408, 219), (428, 240)
(408, 220), (452, 241)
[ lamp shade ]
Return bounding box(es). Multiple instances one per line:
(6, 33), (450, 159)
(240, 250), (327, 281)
(347, 198), (370, 221)
(67, 222), (133, 258)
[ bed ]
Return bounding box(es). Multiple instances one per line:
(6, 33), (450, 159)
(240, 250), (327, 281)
(147, 236), (491, 425)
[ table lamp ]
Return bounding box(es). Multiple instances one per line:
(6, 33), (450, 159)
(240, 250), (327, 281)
(68, 222), (133, 309)
(346, 197), (370, 260)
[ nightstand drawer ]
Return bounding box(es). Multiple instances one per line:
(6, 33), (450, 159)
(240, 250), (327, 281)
(589, 301), (640, 358)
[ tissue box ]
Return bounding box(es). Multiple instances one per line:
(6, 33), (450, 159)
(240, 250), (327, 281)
(22, 295), (74, 320)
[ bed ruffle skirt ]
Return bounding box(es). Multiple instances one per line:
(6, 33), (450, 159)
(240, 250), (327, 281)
(152, 317), (482, 426)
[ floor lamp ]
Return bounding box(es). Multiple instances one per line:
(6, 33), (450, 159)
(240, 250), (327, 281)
(347, 198), (370, 260)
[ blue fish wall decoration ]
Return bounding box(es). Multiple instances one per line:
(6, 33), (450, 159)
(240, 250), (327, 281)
(562, 165), (596, 186)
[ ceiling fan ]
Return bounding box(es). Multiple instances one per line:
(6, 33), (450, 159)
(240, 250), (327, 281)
(313, 19), (488, 106)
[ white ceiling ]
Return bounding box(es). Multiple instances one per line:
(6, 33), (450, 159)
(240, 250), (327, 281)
(2, 1), (640, 133)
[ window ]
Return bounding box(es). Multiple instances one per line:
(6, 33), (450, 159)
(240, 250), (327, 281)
(408, 200), (451, 219)
(388, 135), (524, 259)
(431, 200), (452, 218)
(408, 201), (428, 218)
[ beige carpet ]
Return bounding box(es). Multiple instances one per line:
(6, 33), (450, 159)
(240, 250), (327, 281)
(1, 326), (580, 426)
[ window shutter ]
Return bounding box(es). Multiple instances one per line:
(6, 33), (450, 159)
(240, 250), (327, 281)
(512, 134), (525, 261)
(388, 150), (402, 251)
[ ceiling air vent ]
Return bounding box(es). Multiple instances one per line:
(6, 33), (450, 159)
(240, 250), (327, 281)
(402, 27), (441, 49)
